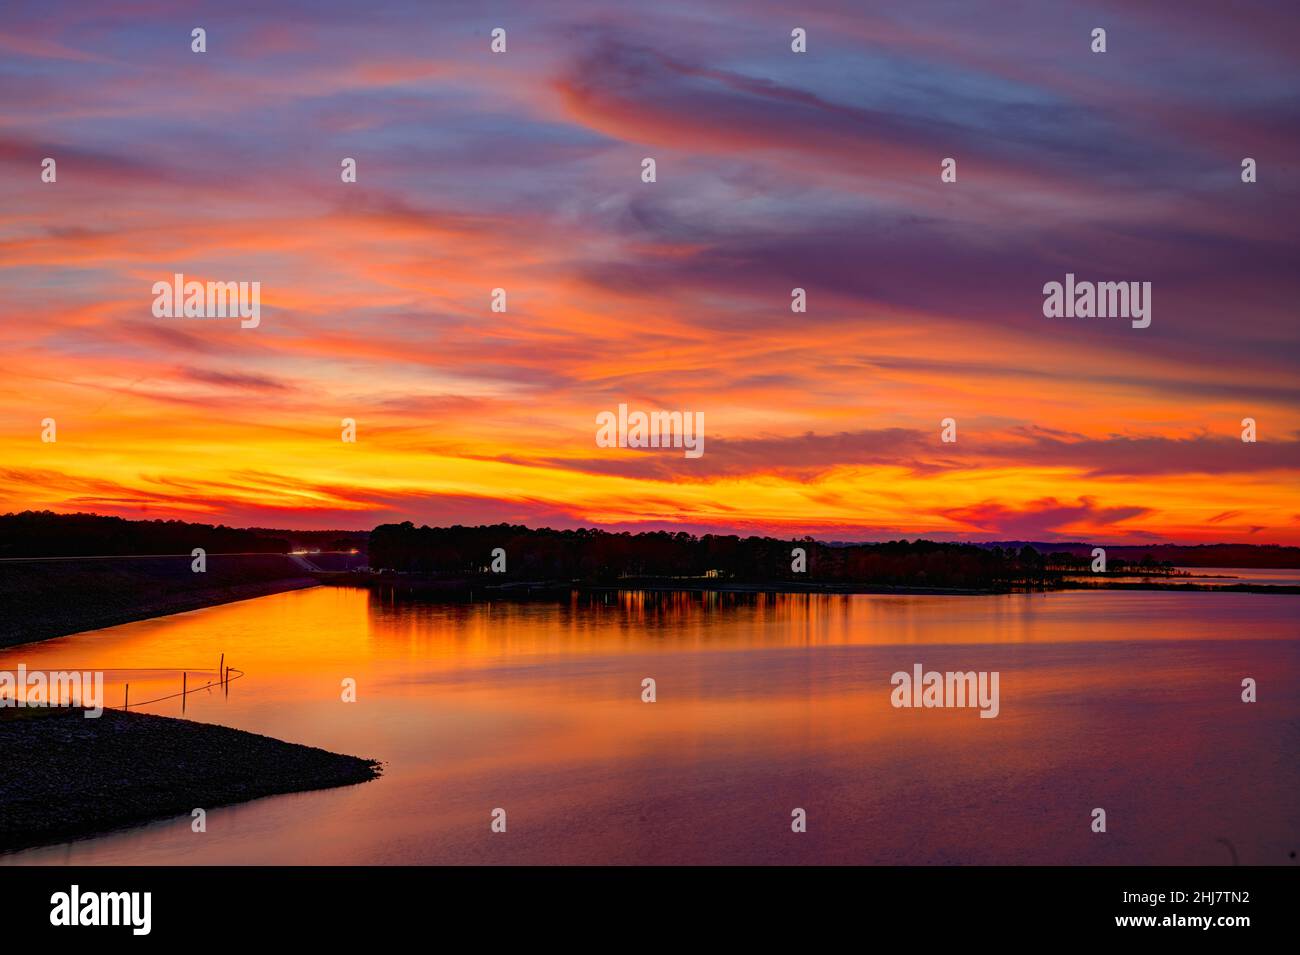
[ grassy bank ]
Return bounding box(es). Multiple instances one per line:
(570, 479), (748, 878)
(0, 706), (380, 854)
(0, 555), (317, 648)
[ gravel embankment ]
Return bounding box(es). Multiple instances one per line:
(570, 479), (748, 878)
(0, 555), (318, 648)
(0, 707), (380, 853)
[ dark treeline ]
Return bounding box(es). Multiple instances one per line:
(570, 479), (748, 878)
(1041, 551), (1177, 574)
(0, 511), (290, 558)
(984, 540), (1300, 569)
(248, 528), (368, 552)
(1094, 543), (1300, 569)
(368, 522), (1060, 589)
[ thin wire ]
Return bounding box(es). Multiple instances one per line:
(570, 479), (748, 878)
(123, 669), (245, 709)
(0, 667), (246, 709)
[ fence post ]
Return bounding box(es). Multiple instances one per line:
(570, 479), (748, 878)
(124, 683), (129, 710)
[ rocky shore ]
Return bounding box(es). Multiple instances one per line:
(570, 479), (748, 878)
(0, 706), (380, 854)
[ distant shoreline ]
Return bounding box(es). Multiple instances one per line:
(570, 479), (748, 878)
(1, 577), (318, 650)
(0, 707), (379, 855)
(316, 572), (1300, 598)
(4, 560), (1296, 652)
(0, 555), (318, 650)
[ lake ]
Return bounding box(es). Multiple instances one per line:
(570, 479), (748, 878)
(2, 585), (1297, 865)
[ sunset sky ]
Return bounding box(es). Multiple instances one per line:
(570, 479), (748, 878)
(1, 1), (1297, 542)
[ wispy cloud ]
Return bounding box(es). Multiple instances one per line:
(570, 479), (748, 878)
(1, 0), (1296, 541)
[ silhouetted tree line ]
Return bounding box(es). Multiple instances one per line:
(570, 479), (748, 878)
(1043, 551), (1176, 573)
(369, 522), (1061, 588)
(990, 540), (1300, 569)
(1099, 543), (1299, 569)
(0, 511), (289, 557)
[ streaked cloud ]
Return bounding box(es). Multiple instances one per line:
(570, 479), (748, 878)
(1, 0), (1296, 542)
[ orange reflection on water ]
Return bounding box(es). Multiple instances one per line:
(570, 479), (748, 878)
(1, 586), (1296, 865)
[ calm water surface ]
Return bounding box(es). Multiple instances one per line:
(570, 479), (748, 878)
(2, 586), (1297, 865)
(1064, 567), (1300, 587)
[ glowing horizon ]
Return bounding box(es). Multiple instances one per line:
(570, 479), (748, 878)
(1, 2), (1297, 543)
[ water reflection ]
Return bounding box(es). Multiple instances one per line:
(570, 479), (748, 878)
(2, 586), (1296, 865)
